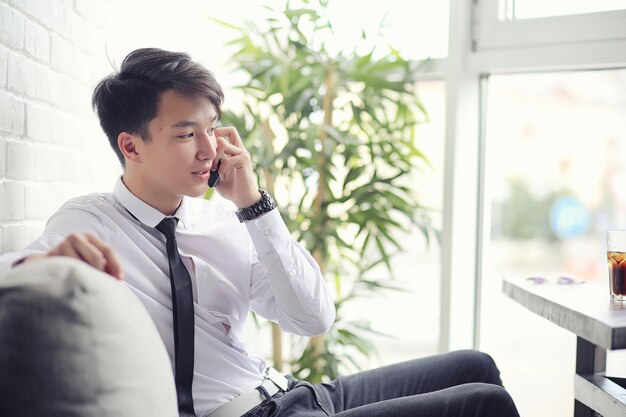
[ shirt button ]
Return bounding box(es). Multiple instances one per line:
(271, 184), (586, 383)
(263, 230), (270, 237)
(290, 268), (297, 276)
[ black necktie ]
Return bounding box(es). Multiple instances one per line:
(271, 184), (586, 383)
(156, 217), (196, 417)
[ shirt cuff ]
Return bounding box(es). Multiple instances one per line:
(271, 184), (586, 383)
(0, 250), (44, 278)
(244, 209), (292, 256)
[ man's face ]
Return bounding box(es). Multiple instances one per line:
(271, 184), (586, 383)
(134, 89), (218, 202)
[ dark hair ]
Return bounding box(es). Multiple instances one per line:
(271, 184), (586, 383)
(92, 48), (224, 167)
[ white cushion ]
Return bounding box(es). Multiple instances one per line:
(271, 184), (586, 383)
(0, 257), (178, 417)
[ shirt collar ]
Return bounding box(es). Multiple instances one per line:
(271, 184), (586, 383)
(113, 176), (190, 229)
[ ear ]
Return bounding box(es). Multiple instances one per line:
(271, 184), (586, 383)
(118, 132), (142, 163)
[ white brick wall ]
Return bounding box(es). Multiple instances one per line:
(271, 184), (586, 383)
(0, 46), (8, 87)
(0, 181), (24, 219)
(0, 93), (24, 132)
(0, 140), (5, 176)
(0, 0), (122, 254)
(0, 2), (25, 51)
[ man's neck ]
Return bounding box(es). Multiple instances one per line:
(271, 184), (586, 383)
(121, 173), (182, 216)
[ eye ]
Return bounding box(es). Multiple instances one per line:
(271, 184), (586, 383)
(176, 132), (194, 139)
(208, 127), (216, 136)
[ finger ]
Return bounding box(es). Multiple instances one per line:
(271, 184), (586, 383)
(68, 234), (109, 272)
(49, 239), (82, 259)
(218, 138), (248, 156)
(211, 136), (231, 170)
(49, 237), (97, 268)
(50, 234), (122, 280)
(215, 126), (244, 148)
(212, 136), (246, 170)
(85, 234), (124, 280)
(217, 154), (251, 180)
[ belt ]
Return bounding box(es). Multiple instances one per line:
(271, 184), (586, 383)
(207, 368), (289, 417)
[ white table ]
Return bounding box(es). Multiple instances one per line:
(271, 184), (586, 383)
(503, 278), (626, 417)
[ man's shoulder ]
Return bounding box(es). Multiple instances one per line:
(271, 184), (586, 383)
(56, 192), (116, 213)
(43, 192), (118, 235)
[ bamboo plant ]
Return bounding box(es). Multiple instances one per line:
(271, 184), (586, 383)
(209, 0), (435, 383)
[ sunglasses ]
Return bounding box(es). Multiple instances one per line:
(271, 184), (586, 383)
(525, 274), (585, 285)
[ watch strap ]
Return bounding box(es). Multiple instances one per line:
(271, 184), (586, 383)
(236, 189), (276, 222)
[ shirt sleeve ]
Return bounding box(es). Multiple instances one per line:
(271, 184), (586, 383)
(0, 208), (106, 277)
(245, 209), (336, 336)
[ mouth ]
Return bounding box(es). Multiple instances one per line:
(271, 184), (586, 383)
(192, 169), (211, 180)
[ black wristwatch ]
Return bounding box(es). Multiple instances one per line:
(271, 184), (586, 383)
(236, 189), (276, 222)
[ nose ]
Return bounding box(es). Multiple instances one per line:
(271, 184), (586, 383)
(196, 130), (217, 162)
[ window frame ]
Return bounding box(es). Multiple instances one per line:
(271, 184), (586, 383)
(476, 0), (626, 51)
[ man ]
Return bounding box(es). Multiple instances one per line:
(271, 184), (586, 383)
(0, 48), (520, 417)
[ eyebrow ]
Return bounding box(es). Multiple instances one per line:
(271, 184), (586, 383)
(170, 115), (219, 129)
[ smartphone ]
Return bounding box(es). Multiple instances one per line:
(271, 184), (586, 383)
(208, 159), (221, 188)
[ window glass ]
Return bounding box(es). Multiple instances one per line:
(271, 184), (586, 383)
(327, 0), (449, 59)
(480, 69), (626, 417)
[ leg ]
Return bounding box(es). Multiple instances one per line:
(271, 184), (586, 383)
(574, 400), (596, 417)
(315, 350), (503, 413)
(575, 337), (606, 375)
(334, 383), (520, 417)
(575, 337), (605, 417)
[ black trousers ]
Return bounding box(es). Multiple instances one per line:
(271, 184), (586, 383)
(243, 350), (520, 417)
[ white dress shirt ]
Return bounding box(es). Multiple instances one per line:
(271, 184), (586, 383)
(0, 177), (336, 416)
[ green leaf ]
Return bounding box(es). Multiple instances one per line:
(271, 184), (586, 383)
(206, 16), (241, 31)
(374, 234), (391, 272)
